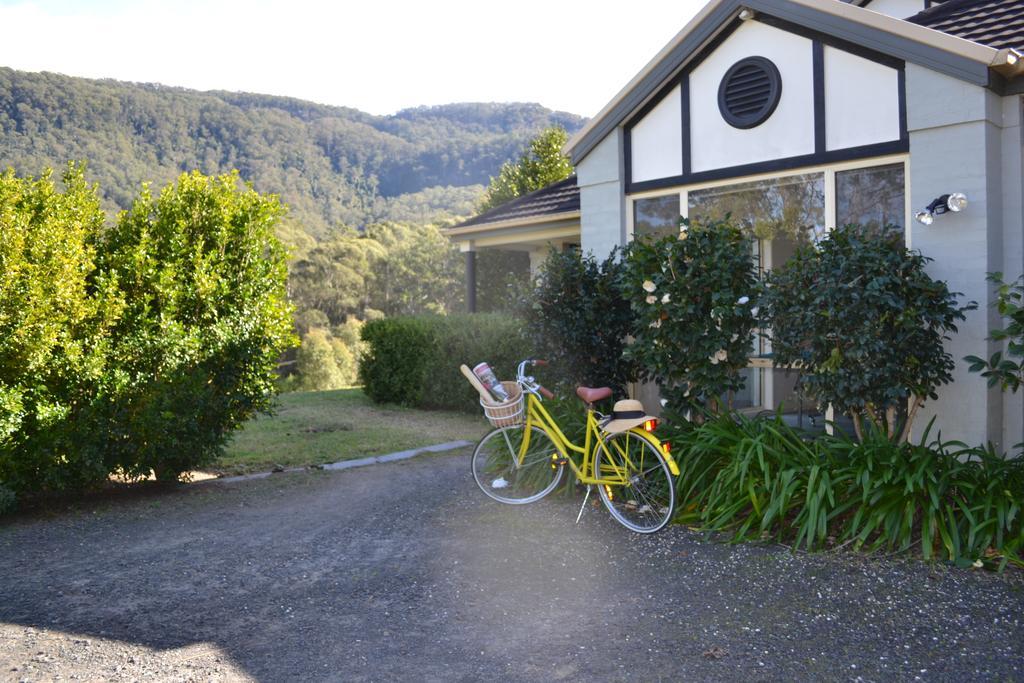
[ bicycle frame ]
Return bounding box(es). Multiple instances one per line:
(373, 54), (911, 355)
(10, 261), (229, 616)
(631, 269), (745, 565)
(515, 392), (680, 484)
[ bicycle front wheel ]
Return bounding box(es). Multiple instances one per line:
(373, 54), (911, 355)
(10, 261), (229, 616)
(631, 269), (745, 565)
(471, 425), (564, 504)
(594, 430), (675, 533)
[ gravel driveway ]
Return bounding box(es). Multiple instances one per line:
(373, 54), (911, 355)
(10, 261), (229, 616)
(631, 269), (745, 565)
(1, 448), (1022, 682)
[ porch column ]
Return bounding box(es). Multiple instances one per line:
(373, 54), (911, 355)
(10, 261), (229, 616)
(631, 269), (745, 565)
(465, 250), (477, 313)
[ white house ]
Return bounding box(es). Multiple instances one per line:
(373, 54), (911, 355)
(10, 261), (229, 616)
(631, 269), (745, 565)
(448, 0), (1024, 449)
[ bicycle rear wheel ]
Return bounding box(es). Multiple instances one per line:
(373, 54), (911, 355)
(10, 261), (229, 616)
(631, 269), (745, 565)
(471, 425), (564, 504)
(594, 430), (675, 533)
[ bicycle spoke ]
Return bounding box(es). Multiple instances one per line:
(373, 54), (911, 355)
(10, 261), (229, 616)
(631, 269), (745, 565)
(594, 431), (675, 533)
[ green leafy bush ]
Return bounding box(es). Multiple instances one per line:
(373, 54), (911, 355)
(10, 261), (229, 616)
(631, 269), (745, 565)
(623, 218), (757, 417)
(360, 317), (437, 406)
(0, 164), (122, 496)
(95, 171), (296, 481)
(667, 415), (1024, 569)
(521, 248), (636, 394)
(966, 272), (1024, 392)
(761, 224), (973, 442)
(296, 329), (348, 391)
(360, 314), (527, 411)
(0, 167), (295, 496)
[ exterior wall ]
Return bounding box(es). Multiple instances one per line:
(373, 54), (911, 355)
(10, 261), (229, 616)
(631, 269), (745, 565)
(1001, 96), (1024, 450)
(906, 64), (1023, 449)
(626, 18), (902, 188)
(823, 46), (901, 150)
(863, 0), (925, 19)
(630, 84), (682, 182)
(689, 20), (815, 172)
(578, 129), (626, 259)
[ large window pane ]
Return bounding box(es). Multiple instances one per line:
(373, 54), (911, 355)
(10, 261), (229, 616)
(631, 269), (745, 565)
(836, 163), (904, 234)
(633, 194), (680, 240)
(687, 173), (826, 244)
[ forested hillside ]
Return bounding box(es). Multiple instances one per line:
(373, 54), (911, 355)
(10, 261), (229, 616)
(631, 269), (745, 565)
(0, 67), (585, 238)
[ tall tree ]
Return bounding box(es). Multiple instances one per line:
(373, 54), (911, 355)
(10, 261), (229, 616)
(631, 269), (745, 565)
(478, 126), (574, 212)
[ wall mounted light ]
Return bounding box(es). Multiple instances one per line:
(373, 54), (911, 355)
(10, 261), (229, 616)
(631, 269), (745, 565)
(739, 8), (756, 20)
(914, 192), (968, 225)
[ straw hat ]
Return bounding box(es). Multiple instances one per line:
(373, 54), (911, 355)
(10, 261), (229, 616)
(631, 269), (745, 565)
(600, 399), (654, 434)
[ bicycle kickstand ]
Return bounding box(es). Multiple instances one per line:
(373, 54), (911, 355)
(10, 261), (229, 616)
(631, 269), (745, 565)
(576, 485), (592, 524)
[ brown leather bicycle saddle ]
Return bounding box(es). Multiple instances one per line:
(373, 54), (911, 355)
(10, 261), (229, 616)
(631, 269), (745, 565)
(576, 386), (612, 403)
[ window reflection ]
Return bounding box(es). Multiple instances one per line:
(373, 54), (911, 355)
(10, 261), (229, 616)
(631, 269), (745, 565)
(687, 174), (825, 413)
(688, 173), (826, 244)
(836, 163), (904, 235)
(633, 194), (680, 240)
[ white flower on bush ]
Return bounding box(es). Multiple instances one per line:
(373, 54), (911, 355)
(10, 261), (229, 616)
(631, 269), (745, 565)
(661, 293), (671, 304)
(646, 294), (657, 305)
(736, 296), (750, 305)
(660, 398), (668, 407)
(709, 349), (728, 365)
(649, 319), (662, 329)
(678, 228), (688, 241)
(750, 306), (759, 317)
(642, 280), (656, 293)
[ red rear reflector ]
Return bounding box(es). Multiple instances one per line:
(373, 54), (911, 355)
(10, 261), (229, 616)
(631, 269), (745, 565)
(643, 419), (658, 432)
(663, 441), (671, 454)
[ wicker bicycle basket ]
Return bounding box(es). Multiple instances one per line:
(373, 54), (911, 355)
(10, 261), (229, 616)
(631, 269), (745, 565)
(480, 381), (524, 428)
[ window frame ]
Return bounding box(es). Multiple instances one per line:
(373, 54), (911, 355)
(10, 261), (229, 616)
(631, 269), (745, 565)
(624, 153), (910, 414)
(626, 153), (910, 248)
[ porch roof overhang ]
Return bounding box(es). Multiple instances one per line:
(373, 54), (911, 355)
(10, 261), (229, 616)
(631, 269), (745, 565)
(444, 175), (581, 252)
(566, 0), (1024, 166)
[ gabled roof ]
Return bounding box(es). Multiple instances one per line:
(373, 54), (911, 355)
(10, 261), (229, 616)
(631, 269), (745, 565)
(908, 0), (1024, 51)
(449, 176), (579, 231)
(566, 0), (1020, 165)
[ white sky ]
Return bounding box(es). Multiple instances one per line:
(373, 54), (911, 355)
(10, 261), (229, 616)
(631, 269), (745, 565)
(0, 0), (705, 118)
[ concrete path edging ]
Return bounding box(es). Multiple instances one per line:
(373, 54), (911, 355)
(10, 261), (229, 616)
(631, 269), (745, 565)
(207, 439), (475, 485)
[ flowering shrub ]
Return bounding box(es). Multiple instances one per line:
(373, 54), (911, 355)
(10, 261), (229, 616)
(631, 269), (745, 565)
(623, 218), (757, 417)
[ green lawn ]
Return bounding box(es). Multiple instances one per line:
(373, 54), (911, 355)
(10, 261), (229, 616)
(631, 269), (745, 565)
(213, 389), (489, 475)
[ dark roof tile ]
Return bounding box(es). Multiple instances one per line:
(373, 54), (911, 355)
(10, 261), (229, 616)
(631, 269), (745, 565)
(908, 0), (1024, 51)
(455, 175), (579, 229)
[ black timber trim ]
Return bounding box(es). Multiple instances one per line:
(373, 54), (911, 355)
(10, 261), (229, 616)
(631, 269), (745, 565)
(812, 41), (826, 154)
(572, 0), (745, 166)
(623, 121), (632, 191)
(755, 13), (905, 70)
(745, 0), (987, 82)
(622, 18), (742, 130)
(625, 139), (909, 194)
(624, 17), (907, 189)
(897, 66), (909, 146)
(570, 0), (993, 166)
(680, 74), (692, 176)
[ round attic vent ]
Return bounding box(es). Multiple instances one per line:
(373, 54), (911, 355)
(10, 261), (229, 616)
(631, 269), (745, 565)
(717, 57), (782, 129)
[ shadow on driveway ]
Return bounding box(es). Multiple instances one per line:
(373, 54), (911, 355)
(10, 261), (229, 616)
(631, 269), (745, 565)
(1, 450), (1022, 681)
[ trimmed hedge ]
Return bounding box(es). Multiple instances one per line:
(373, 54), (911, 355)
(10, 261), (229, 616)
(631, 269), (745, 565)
(360, 314), (528, 412)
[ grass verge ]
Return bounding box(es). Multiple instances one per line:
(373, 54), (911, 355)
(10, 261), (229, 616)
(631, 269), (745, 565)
(212, 388), (489, 476)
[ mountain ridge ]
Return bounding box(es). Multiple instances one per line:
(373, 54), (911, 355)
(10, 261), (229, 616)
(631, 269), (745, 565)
(0, 67), (586, 239)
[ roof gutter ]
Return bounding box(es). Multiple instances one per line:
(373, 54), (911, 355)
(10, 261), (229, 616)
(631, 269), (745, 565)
(992, 48), (1024, 79)
(442, 210), (581, 237)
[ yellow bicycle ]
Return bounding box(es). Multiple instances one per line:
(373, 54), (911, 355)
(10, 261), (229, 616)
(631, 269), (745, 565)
(471, 359), (680, 533)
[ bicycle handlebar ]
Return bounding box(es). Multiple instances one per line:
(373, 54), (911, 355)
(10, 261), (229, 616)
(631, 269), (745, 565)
(532, 359), (549, 367)
(538, 386), (554, 399)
